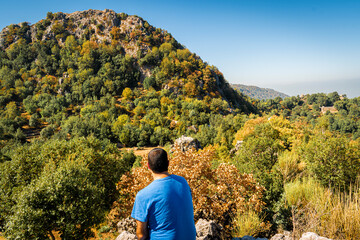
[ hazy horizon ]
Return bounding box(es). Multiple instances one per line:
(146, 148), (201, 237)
(0, 0), (359, 98)
(234, 78), (359, 98)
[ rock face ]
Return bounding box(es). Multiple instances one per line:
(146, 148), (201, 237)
(0, 9), (152, 57)
(195, 219), (224, 240)
(116, 217), (136, 235)
(174, 135), (201, 152)
(115, 231), (136, 240)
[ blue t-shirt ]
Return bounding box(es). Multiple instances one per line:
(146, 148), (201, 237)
(131, 174), (196, 240)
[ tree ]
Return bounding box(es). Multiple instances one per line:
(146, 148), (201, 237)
(300, 132), (360, 191)
(0, 137), (135, 238)
(122, 87), (133, 100)
(5, 161), (105, 240)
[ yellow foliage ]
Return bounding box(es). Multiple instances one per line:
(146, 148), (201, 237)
(278, 150), (306, 183)
(112, 115), (130, 134)
(122, 87), (133, 100)
(284, 177), (325, 207)
(285, 180), (360, 239)
(232, 210), (270, 237)
(80, 41), (98, 55)
(233, 117), (267, 144)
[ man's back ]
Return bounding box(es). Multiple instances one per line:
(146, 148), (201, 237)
(132, 174), (196, 240)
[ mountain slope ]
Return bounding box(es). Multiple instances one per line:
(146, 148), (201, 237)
(0, 9), (253, 111)
(0, 9), (257, 145)
(232, 83), (289, 100)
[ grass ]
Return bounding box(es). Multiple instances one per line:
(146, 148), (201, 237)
(285, 178), (360, 240)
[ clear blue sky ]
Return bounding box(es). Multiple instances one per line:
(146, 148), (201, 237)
(1, 0), (359, 97)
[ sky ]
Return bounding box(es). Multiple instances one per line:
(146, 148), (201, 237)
(0, 0), (359, 98)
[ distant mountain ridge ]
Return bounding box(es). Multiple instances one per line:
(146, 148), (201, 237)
(231, 83), (289, 100)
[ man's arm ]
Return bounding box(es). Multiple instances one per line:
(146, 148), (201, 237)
(136, 220), (149, 240)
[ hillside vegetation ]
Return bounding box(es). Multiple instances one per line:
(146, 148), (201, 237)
(0, 9), (359, 240)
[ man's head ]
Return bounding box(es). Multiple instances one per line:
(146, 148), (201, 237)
(148, 148), (169, 173)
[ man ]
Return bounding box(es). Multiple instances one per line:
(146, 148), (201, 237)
(131, 148), (196, 240)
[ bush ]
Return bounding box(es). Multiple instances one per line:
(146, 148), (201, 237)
(232, 210), (270, 238)
(300, 132), (360, 191)
(110, 145), (265, 237)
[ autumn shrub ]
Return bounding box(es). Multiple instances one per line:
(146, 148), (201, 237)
(109, 145), (265, 236)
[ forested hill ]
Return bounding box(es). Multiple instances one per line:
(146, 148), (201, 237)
(0, 9), (256, 144)
(0, 9), (253, 110)
(232, 83), (289, 100)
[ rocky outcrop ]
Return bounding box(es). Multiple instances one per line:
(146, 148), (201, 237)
(116, 217), (136, 234)
(174, 135), (201, 152)
(115, 231), (136, 240)
(0, 9), (152, 57)
(230, 140), (243, 155)
(270, 231), (293, 240)
(269, 231), (331, 240)
(195, 219), (224, 240)
(299, 232), (331, 240)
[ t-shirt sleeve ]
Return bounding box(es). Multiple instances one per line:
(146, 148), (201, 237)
(131, 192), (149, 222)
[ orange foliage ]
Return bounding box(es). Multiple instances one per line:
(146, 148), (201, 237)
(109, 145), (265, 232)
(233, 117), (267, 144)
(110, 26), (122, 40)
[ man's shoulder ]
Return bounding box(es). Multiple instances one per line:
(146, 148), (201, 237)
(171, 174), (187, 182)
(137, 181), (157, 197)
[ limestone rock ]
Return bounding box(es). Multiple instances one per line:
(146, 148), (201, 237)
(115, 231), (136, 240)
(174, 135), (201, 152)
(195, 218), (224, 240)
(116, 217), (136, 234)
(270, 231), (293, 240)
(299, 232), (331, 240)
(230, 140), (243, 155)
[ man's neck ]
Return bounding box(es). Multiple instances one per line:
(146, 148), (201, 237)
(152, 171), (170, 180)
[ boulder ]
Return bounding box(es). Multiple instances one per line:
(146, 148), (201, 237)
(195, 219), (224, 240)
(115, 231), (136, 240)
(174, 135), (201, 152)
(270, 231), (293, 240)
(299, 232), (331, 240)
(116, 217), (136, 234)
(230, 140), (243, 155)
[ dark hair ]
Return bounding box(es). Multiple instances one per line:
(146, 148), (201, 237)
(148, 148), (169, 173)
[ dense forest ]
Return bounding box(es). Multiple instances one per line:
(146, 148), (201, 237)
(0, 9), (359, 240)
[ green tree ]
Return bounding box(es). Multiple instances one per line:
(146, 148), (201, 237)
(0, 137), (135, 237)
(5, 161), (104, 240)
(300, 133), (360, 191)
